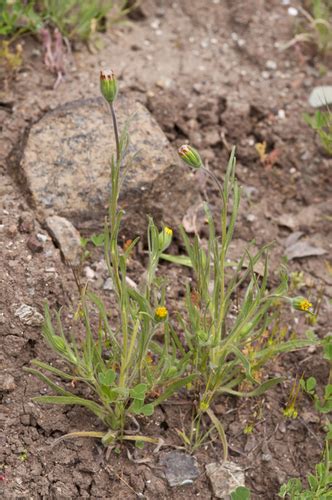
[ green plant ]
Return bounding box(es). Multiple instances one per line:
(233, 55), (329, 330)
(171, 147), (316, 455)
(0, 0), (130, 42)
(284, 0), (332, 55)
(25, 70), (194, 447)
(26, 72), (316, 454)
(0, 1), (42, 39)
(301, 334), (332, 414)
(304, 109), (332, 156)
(39, 0), (130, 42)
(279, 439), (332, 499)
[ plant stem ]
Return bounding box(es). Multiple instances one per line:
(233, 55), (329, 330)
(110, 102), (120, 163)
(201, 166), (223, 194)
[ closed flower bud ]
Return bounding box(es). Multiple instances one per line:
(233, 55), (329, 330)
(158, 226), (173, 252)
(100, 69), (118, 104)
(178, 144), (202, 169)
(292, 296), (312, 312)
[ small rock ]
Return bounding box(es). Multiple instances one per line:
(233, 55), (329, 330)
(285, 240), (326, 260)
(20, 414), (31, 426)
(206, 461), (246, 499)
(46, 215), (82, 267)
(103, 277), (114, 290)
(27, 234), (44, 253)
(84, 266), (95, 279)
(205, 129), (221, 146)
(37, 233), (48, 242)
(246, 214), (256, 223)
(266, 60), (277, 70)
(288, 6), (298, 16)
(7, 224), (17, 237)
(309, 86), (332, 108)
(160, 451), (199, 487)
(0, 373), (16, 392)
(14, 304), (44, 326)
(18, 213), (35, 233)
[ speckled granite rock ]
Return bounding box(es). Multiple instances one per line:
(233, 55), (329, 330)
(21, 96), (199, 236)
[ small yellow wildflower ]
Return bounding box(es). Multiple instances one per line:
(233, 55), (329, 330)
(199, 401), (209, 412)
(155, 306), (168, 320)
(283, 406), (298, 419)
(164, 226), (173, 236)
(292, 296), (312, 312)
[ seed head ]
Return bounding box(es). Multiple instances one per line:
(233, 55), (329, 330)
(100, 69), (118, 104)
(178, 144), (202, 169)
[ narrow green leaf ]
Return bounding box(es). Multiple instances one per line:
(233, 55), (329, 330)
(152, 374), (197, 406)
(33, 395), (106, 419)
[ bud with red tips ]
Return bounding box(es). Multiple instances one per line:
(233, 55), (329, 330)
(100, 69), (118, 104)
(178, 144), (202, 169)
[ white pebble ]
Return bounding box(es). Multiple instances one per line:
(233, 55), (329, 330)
(266, 60), (277, 70)
(288, 7), (298, 16)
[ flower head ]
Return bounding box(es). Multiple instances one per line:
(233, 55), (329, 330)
(100, 69), (118, 104)
(292, 296), (312, 312)
(155, 306), (168, 321)
(178, 144), (202, 169)
(158, 226), (173, 252)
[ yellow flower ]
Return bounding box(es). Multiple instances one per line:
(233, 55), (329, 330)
(164, 226), (173, 236)
(292, 296), (312, 312)
(155, 306), (168, 320)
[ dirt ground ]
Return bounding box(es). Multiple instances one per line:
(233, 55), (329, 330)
(1, 0), (331, 498)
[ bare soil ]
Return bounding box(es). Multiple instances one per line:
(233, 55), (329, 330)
(1, 0), (331, 498)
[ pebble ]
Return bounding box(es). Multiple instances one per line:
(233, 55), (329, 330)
(37, 233), (48, 242)
(7, 224), (17, 237)
(288, 7), (298, 16)
(46, 215), (82, 268)
(278, 109), (286, 119)
(27, 234), (44, 253)
(84, 266), (95, 279)
(266, 60), (277, 70)
(0, 373), (16, 392)
(20, 414), (31, 426)
(246, 214), (257, 223)
(18, 214), (35, 233)
(160, 451), (199, 487)
(14, 304), (44, 326)
(206, 461), (245, 499)
(103, 277), (114, 290)
(262, 71), (270, 80)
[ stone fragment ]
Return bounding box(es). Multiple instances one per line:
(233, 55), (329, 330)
(309, 86), (332, 107)
(14, 304), (44, 326)
(285, 239), (327, 260)
(21, 96), (199, 236)
(18, 213), (35, 233)
(206, 461), (246, 499)
(160, 451), (199, 487)
(46, 215), (82, 267)
(27, 234), (44, 253)
(0, 373), (16, 392)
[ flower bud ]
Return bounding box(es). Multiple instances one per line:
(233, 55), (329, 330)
(158, 226), (173, 252)
(178, 145), (202, 169)
(100, 69), (118, 104)
(291, 296), (312, 312)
